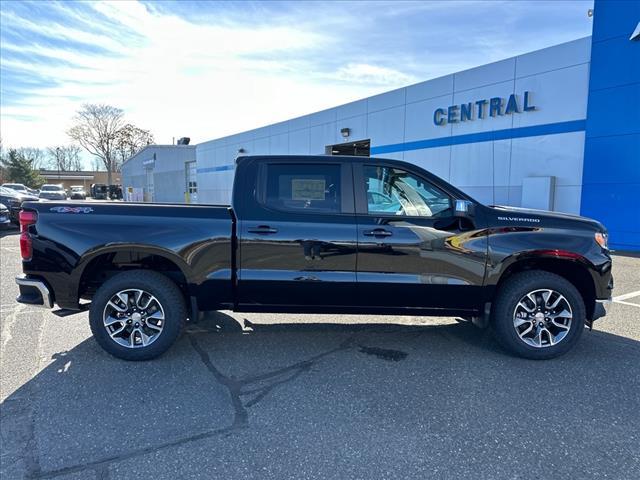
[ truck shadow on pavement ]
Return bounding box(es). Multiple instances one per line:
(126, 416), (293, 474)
(2, 311), (639, 479)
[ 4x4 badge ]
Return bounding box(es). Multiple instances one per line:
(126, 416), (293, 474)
(49, 206), (94, 214)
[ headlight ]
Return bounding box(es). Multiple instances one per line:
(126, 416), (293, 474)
(595, 232), (608, 249)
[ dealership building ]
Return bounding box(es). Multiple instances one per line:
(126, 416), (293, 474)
(122, 0), (639, 250)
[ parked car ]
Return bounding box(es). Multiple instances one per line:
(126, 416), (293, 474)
(0, 203), (10, 229)
(0, 186), (39, 223)
(39, 184), (67, 200)
(91, 184), (108, 200)
(108, 184), (123, 200)
(15, 155), (613, 361)
(2, 183), (29, 193)
(70, 186), (87, 200)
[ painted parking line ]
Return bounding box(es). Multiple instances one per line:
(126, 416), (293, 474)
(612, 290), (640, 308)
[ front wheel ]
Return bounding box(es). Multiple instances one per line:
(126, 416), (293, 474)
(491, 271), (585, 360)
(89, 270), (186, 361)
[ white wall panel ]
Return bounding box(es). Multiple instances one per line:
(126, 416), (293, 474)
(368, 106), (405, 146)
(406, 75), (454, 104)
(269, 133), (289, 154)
(337, 114), (367, 142)
(336, 99), (367, 119)
(451, 81), (515, 135)
(367, 87), (405, 113)
(454, 58), (515, 92)
(510, 131), (584, 186)
(308, 108), (336, 126)
(289, 114), (311, 132)
(513, 64), (589, 127)
(405, 94), (454, 142)
(253, 137), (270, 155)
(516, 37), (591, 78)
(309, 123), (337, 153)
(553, 185), (581, 214)
(404, 147), (451, 181)
(288, 130), (310, 154)
(450, 139), (510, 187)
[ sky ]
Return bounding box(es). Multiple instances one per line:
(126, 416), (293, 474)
(1, 0), (594, 167)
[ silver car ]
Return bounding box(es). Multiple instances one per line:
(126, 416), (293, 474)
(39, 184), (67, 201)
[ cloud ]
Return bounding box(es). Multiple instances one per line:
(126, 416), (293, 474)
(1, 0), (594, 164)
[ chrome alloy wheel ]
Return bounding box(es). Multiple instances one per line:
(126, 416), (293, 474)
(103, 289), (165, 348)
(513, 289), (573, 348)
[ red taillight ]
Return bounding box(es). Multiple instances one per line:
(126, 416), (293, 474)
(19, 210), (37, 232)
(19, 210), (37, 260)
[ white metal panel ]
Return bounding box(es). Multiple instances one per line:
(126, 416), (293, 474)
(367, 87), (406, 113)
(309, 122), (337, 153)
(522, 176), (555, 210)
(253, 137), (270, 155)
(269, 121), (289, 136)
(406, 74), (454, 104)
(404, 94), (454, 142)
(288, 130), (310, 154)
(553, 185), (582, 214)
(288, 114), (311, 132)
(513, 63), (589, 127)
(308, 108), (336, 127)
(269, 133), (289, 154)
(337, 114), (367, 143)
(368, 106), (405, 146)
(451, 80), (515, 135)
(516, 37), (591, 78)
(454, 58), (515, 92)
(404, 146), (451, 181)
(450, 139), (511, 187)
(510, 131), (585, 187)
(336, 99), (367, 119)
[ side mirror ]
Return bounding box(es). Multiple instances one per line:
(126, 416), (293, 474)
(454, 199), (475, 217)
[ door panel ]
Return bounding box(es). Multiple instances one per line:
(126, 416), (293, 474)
(354, 163), (487, 311)
(238, 161), (357, 307)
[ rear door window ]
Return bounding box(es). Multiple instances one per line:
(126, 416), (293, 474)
(263, 164), (342, 214)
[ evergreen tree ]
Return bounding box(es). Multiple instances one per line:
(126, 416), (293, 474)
(0, 149), (45, 188)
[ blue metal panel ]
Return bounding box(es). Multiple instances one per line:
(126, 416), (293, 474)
(581, 0), (640, 251)
(589, 36), (640, 91)
(591, 0), (640, 42)
(582, 134), (640, 185)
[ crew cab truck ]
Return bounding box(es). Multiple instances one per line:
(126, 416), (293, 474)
(15, 155), (613, 361)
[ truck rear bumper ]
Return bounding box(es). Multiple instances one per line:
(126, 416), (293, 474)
(15, 275), (53, 308)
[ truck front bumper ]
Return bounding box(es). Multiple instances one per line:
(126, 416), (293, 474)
(15, 275), (53, 308)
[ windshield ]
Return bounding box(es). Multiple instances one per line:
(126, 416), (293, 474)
(0, 186), (19, 196)
(3, 184), (26, 191)
(42, 185), (63, 191)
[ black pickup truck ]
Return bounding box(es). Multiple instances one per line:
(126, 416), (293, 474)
(15, 155), (613, 361)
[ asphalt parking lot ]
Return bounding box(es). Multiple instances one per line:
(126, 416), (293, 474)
(1, 228), (639, 480)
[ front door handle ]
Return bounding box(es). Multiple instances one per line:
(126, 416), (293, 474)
(248, 225), (278, 234)
(363, 228), (393, 237)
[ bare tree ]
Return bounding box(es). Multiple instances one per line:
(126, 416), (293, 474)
(113, 124), (154, 171)
(47, 145), (83, 171)
(17, 147), (46, 170)
(67, 104), (124, 186)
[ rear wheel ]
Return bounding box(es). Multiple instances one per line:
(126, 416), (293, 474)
(492, 271), (585, 360)
(89, 270), (186, 361)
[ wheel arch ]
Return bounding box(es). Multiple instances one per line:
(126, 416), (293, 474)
(75, 245), (193, 302)
(493, 251), (597, 321)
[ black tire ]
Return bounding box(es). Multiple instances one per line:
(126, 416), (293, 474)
(491, 271), (585, 360)
(89, 270), (186, 361)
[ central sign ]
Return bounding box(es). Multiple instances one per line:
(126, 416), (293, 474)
(433, 91), (536, 126)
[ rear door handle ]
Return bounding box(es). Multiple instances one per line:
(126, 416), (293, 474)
(363, 228), (393, 237)
(248, 225), (278, 234)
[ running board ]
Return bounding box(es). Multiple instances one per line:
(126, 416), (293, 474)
(53, 303), (90, 317)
